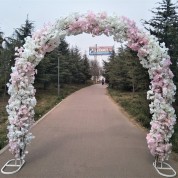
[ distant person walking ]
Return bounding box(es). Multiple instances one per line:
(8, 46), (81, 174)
(102, 78), (105, 85)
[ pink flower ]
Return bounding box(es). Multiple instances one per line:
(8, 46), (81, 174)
(104, 28), (110, 36)
(11, 71), (20, 84)
(152, 122), (160, 130)
(138, 48), (148, 57)
(162, 58), (172, 68)
(99, 12), (107, 19)
(87, 11), (96, 20)
(92, 27), (100, 35)
(168, 69), (174, 78)
(156, 134), (164, 142)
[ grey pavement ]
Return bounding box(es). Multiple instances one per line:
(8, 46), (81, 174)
(0, 84), (178, 178)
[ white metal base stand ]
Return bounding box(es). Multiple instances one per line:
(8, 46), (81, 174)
(153, 160), (176, 177)
(1, 159), (25, 174)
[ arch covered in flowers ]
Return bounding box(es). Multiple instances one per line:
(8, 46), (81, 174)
(6, 12), (176, 163)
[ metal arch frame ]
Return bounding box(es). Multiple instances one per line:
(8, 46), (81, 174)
(153, 160), (176, 177)
(1, 159), (25, 175)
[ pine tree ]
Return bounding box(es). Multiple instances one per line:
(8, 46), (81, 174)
(70, 47), (85, 84)
(103, 46), (149, 91)
(143, 0), (178, 80)
(82, 54), (92, 82)
(35, 39), (71, 88)
(0, 30), (3, 50)
(35, 56), (51, 90)
(14, 15), (34, 46)
(103, 49), (116, 84)
(35, 39), (92, 87)
(1, 17), (35, 72)
(0, 31), (14, 97)
(0, 30), (4, 95)
(90, 59), (100, 84)
(123, 48), (149, 92)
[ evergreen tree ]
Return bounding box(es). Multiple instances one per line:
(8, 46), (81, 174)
(103, 46), (149, 91)
(56, 39), (71, 84)
(35, 39), (92, 87)
(0, 31), (13, 97)
(90, 59), (100, 84)
(104, 48), (130, 90)
(143, 0), (178, 80)
(35, 56), (51, 90)
(82, 54), (92, 82)
(58, 38), (70, 55)
(14, 15), (34, 45)
(70, 47), (85, 84)
(0, 30), (4, 95)
(35, 39), (71, 88)
(0, 17), (35, 74)
(0, 30), (3, 49)
(103, 49), (116, 84)
(122, 48), (149, 92)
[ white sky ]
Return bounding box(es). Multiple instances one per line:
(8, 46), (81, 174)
(0, 0), (177, 64)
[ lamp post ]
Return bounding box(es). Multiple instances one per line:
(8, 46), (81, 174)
(94, 44), (97, 83)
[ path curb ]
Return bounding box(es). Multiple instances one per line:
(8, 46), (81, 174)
(32, 99), (64, 128)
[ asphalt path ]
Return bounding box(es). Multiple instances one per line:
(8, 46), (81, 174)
(0, 84), (178, 178)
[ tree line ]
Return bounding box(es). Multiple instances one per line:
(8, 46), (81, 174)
(0, 17), (103, 97)
(2, 0), (177, 97)
(104, 0), (178, 98)
(103, 47), (149, 92)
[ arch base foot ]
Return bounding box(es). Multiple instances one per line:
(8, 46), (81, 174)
(1, 159), (25, 174)
(153, 160), (176, 177)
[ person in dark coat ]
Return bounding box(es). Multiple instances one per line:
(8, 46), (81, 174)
(102, 78), (105, 85)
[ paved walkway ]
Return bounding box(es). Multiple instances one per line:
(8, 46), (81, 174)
(0, 84), (178, 178)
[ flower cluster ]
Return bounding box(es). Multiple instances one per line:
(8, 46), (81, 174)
(122, 16), (176, 161)
(6, 23), (66, 159)
(6, 12), (176, 161)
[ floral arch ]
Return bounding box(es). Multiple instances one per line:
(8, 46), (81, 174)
(2, 12), (177, 175)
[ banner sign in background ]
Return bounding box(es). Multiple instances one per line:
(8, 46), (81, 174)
(89, 46), (113, 55)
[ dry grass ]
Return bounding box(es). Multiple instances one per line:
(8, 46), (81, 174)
(108, 88), (151, 128)
(108, 88), (178, 153)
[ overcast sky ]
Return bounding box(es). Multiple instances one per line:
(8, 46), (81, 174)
(0, 0), (177, 62)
